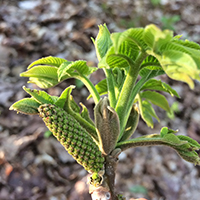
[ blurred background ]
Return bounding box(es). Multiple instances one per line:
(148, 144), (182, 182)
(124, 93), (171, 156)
(0, 0), (200, 199)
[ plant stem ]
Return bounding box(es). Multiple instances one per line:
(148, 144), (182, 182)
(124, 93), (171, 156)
(104, 69), (117, 108)
(76, 75), (101, 105)
(89, 155), (119, 200)
(115, 52), (147, 139)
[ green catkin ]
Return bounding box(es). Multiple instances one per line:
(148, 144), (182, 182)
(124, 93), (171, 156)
(38, 104), (105, 173)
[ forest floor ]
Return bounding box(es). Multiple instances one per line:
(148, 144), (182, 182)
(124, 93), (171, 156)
(0, 0), (200, 200)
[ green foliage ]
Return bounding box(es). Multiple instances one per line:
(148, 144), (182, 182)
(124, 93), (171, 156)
(116, 127), (200, 165)
(10, 23), (200, 176)
(9, 98), (40, 115)
(20, 66), (59, 89)
(27, 56), (67, 69)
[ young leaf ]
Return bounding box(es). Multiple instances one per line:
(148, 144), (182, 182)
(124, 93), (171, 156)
(55, 86), (98, 142)
(143, 24), (173, 52)
(119, 104), (139, 142)
(162, 133), (183, 145)
(139, 67), (165, 79)
(104, 32), (140, 69)
(116, 132), (200, 165)
(70, 95), (81, 114)
(176, 150), (200, 165)
(138, 99), (160, 128)
(105, 46), (134, 69)
(119, 27), (147, 50)
(140, 79), (179, 97)
(87, 79), (108, 100)
(58, 60), (97, 81)
(80, 103), (95, 126)
(140, 91), (171, 112)
(177, 135), (200, 150)
(160, 41), (200, 69)
(159, 50), (200, 89)
(55, 85), (76, 110)
(160, 127), (169, 137)
(28, 56), (67, 69)
(92, 24), (113, 61)
(23, 86), (57, 104)
(9, 98), (40, 115)
(111, 31), (140, 59)
(140, 55), (161, 70)
(20, 66), (58, 89)
(160, 127), (178, 137)
(173, 38), (200, 50)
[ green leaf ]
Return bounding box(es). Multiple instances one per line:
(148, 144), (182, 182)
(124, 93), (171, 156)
(9, 98), (40, 115)
(104, 31), (141, 69)
(80, 103), (95, 126)
(160, 41), (200, 69)
(177, 135), (200, 150)
(140, 55), (161, 70)
(69, 95), (81, 113)
(55, 85), (76, 110)
(120, 104), (139, 142)
(116, 132), (200, 165)
(23, 86), (57, 104)
(105, 46), (134, 69)
(54, 86), (98, 142)
(28, 56), (67, 69)
(139, 67), (165, 79)
(139, 99), (160, 128)
(172, 38), (200, 51)
(160, 127), (168, 137)
(58, 60), (97, 81)
(158, 50), (200, 89)
(162, 133), (183, 145)
(143, 24), (173, 52)
(87, 79), (108, 100)
(119, 27), (147, 50)
(20, 66), (58, 89)
(92, 24), (113, 61)
(176, 150), (200, 165)
(140, 79), (179, 97)
(140, 91), (171, 112)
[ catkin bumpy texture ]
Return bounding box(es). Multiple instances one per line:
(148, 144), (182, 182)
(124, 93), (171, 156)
(38, 104), (105, 173)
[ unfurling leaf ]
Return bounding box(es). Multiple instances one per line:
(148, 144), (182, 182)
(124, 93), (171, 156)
(119, 104), (139, 142)
(23, 86), (57, 104)
(140, 91), (171, 112)
(92, 24), (113, 61)
(55, 85), (76, 110)
(9, 98), (40, 115)
(94, 97), (120, 155)
(140, 79), (179, 97)
(138, 98), (160, 128)
(20, 65), (58, 88)
(80, 103), (95, 126)
(58, 60), (97, 81)
(116, 127), (200, 165)
(27, 56), (67, 69)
